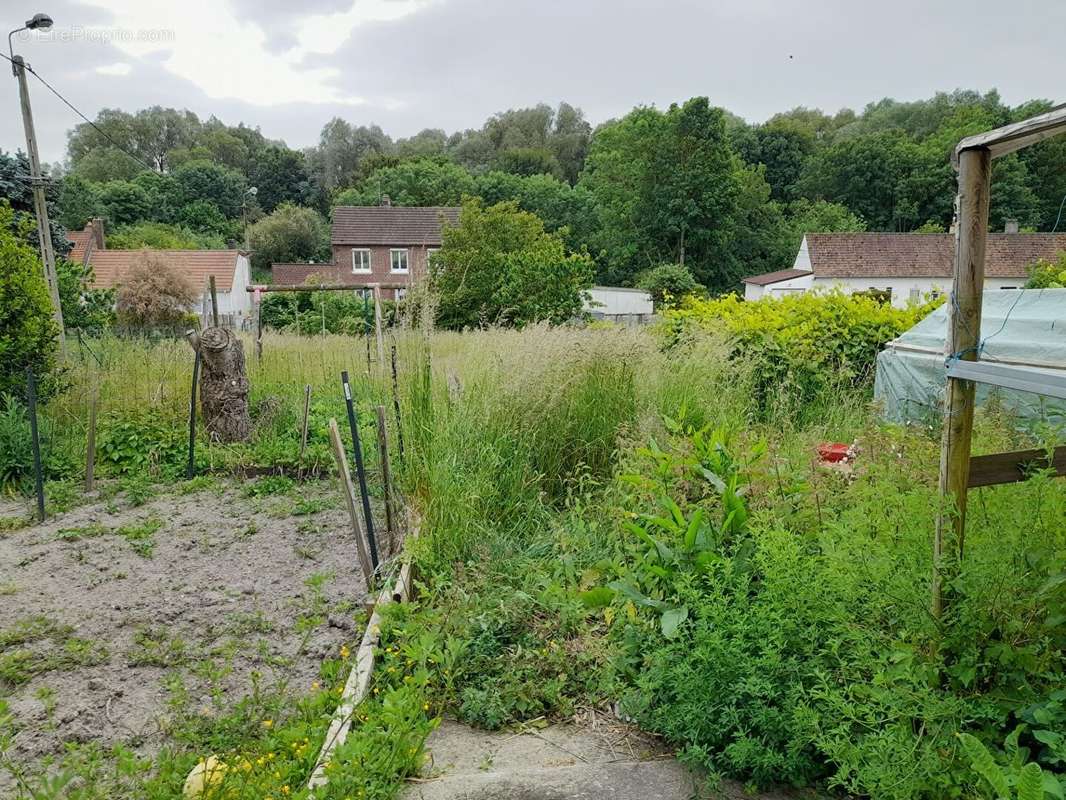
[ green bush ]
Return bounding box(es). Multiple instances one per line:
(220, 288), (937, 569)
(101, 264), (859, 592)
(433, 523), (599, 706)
(636, 263), (704, 308)
(97, 410), (188, 477)
(666, 291), (942, 417)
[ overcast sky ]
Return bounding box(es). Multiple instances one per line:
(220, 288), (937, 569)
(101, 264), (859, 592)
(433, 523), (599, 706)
(2, 0), (1064, 164)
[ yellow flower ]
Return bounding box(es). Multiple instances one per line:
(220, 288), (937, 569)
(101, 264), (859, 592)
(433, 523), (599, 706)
(422, 702), (430, 711)
(340, 644), (351, 659)
(311, 681), (320, 690)
(282, 787), (290, 796)
(261, 719), (273, 728)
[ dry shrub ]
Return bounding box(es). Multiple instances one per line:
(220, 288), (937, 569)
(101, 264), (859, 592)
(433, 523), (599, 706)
(115, 252), (197, 328)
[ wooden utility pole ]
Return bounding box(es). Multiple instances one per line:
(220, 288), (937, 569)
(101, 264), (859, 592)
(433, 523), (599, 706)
(12, 55), (64, 347)
(208, 275), (220, 327)
(372, 285), (386, 369)
(933, 146), (991, 618)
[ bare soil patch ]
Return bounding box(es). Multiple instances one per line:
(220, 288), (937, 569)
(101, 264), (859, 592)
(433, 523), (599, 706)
(0, 477), (373, 785)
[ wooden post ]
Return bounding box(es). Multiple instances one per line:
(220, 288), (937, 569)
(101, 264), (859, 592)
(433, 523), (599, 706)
(390, 344), (405, 463)
(375, 405), (396, 558)
(933, 146), (992, 618)
(208, 275), (220, 328)
(85, 389), (97, 493)
(26, 368), (45, 523)
(255, 288), (263, 363)
(328, 418), (374, 587)
(13, 55), (64, 349)
(373, 286), (386, 370)
(299, 384), (312, 463)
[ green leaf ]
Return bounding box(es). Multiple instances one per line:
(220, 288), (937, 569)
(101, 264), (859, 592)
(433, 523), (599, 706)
(699, 467), (726, 493)
(1017, 762), (1044, 800)
(1042, 773), (1064, 800)
(607, 580), (669, 611)
(958, 733), (1011, 798)
(578, 587), (614, 609)
(660, 606), (688, 639)
(683, 508), (705, 550)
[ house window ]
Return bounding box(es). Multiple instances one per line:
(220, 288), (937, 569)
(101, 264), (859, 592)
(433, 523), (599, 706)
(352, 249), (371, 273)
(390, 249), (409, 273)
(909, 288), (922, 303)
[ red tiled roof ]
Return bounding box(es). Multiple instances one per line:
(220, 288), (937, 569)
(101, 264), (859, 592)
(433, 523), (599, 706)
(67, 229), (92, 263)
(86, 250), (240, 291)
(805, 233), (1066, 279)
(331, 206), (459, 246)
(742, 268), (811, 286)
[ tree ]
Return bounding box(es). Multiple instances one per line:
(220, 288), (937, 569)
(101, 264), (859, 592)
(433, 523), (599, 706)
(247, 203), (330, 275)
(475, 171), (597, 251)
(115, 252), (197, 328)
(107, 221), (225, 250)
(247, 146), (310, 212)
(306, 118), (392, 198)
(0, 150), (71, 258)
(735, 120), (816, 201)
(0, 202), (58, 395)
(432, 199), (593, 329)
(495, 147), (562, 179)
(56, 175), (102, 230)
(334, 158), (477, 207)
(1025, 252), (1066, 288)
(56, 258), (114, 333)
(179, 200), (234, 238)
(787, 198), (866, 235)
(97, 180), (152, 227)
(173, 161), (247, 218)
(637, 263), (704, 308)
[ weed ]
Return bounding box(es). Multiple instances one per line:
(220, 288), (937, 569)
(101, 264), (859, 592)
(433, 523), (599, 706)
(115, 516), (164, 557)
(119, 474), (156, 507)
(0, 616), (107, 689)
(56, 522), (108, 541)
(242, 475), (295, 498)
(128, 627), (189, 667)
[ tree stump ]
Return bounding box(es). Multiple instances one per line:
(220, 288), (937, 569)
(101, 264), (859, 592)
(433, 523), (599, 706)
(187, 327), (251, 442)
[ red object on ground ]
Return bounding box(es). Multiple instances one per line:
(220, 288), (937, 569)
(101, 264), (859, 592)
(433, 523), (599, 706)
(817, 443), (851, 463)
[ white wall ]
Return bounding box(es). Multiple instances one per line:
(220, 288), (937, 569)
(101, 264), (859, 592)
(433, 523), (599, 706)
(585, 286), (654, 316)
(745, 272), (814, 301)
(811, 276), (1023, 308)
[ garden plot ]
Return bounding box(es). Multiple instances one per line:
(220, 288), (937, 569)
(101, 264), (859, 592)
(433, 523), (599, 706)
(0, 476), (375, 787)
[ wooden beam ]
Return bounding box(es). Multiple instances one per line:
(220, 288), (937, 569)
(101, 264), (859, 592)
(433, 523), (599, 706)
(328, 418), (374, 588)
(245, 283), (408, 293)
(934, 146), (991, 618)
(954, 103), (1066, 163)
(968, 445), (1066, 488)
(946, 360), (1066, 400)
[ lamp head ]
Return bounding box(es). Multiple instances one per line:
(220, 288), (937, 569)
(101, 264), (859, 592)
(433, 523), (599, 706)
(26, 13), (53, 31)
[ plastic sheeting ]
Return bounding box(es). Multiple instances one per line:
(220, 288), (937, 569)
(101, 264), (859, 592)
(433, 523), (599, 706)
(874, 288), (1066, 425)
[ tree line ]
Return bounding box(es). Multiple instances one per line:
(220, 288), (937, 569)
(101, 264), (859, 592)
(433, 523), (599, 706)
(12, 88), (1066, 294)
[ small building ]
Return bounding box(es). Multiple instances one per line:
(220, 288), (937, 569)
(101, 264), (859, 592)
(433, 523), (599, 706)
(743, 231), (1066, 308)
(583, 286), (655, 323)
(329, 203), (460, 300)
(67, 221), (253, 324)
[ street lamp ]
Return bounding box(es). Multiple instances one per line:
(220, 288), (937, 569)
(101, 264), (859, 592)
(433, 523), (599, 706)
(8, 13), (53, 76)
(8, 11), (65, 344)
(242, 186), (258, 251)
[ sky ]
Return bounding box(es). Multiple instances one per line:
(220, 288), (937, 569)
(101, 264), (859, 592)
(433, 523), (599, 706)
(1, 0), (1064, 164)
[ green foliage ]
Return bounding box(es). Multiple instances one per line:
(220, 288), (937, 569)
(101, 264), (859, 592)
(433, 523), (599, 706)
(1027, 253), (1066, 288)
(97, 410), (188, 477)
(0, 202), (58, 397)
(637, 263), (704, 308)
(433, 198), (594, 329)
(247, 202), (330, 274)
(0, 394), (71, 494)
(259, 289), (376, 335)
(334, 157), (477, 207)
(56, 258), (115, 333)
(667, 291), (942, 417)
(106, 221), (225, 250)
(495, 146), (563, 179)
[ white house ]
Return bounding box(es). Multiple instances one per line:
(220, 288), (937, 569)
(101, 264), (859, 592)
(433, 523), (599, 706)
(743, 231), (1066, 308)
(68, 220), (254, 324)
(583, 286), (655, 323)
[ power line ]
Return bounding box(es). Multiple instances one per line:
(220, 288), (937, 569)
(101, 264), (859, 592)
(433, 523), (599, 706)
(1, 50), (156, 173)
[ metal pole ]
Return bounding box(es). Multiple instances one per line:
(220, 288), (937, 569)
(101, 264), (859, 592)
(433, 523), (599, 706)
(341, 370), (379, 569)
(26, 368), (45, 522)
(933, 146), (991, 618)
(186, 351), (201, 479)
(12, 54), (64, 349)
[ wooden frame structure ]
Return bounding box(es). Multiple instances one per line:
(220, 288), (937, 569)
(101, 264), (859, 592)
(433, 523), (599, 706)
(934, 104), (1066, 616)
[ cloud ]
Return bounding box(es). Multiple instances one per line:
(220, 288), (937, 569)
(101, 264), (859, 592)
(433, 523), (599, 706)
(94, 62), (131, 76)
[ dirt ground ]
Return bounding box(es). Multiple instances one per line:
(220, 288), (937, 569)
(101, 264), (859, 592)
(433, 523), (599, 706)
(0, 476), (376, 787)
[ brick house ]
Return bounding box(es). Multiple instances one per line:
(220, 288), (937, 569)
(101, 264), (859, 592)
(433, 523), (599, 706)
(273, 203), (460, 300)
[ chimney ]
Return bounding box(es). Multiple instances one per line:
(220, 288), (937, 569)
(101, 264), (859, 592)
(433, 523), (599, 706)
(1004, 218), (1019, 234)
(380, 195), (391, 207)
(90, 217), (105, 250)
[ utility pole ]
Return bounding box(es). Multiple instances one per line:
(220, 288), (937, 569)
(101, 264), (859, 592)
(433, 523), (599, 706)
(10, 30), (65, 347)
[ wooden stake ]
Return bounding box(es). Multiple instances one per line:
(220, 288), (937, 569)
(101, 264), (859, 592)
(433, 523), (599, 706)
(375, 405), (396, 558)
(255, 290), (263, 363)
(328, 418), (374, 587)
(208, 275), (219, 327)
(299, 384), (312, 463)
(186, 350), (201, 480)
(85, 389), (97, 493)
(26, 368), (45, 523)
(934, 145), (991, 619)
(372, 286), (385, 370)
(390, 344), (405, 463)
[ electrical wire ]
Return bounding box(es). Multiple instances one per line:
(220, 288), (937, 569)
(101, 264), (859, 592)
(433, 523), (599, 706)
(2, 50), (156, 173)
